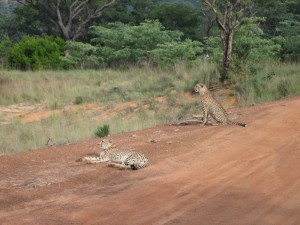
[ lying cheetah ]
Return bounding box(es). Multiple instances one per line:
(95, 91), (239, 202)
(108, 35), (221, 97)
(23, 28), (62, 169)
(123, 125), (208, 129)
(194, 83), (247, 127)
(81, 139), (149, 170)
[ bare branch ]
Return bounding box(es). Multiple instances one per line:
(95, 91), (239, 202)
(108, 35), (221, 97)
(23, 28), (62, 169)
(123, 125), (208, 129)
(19, 0), (118, 41)
(233, 0), (241, 10)
(203, 0), (226, 32)
(73, 0), (90, 18)
(92, 0), (117, 18)
(202, 0), (253, 82)
(69, 0), (79, 12)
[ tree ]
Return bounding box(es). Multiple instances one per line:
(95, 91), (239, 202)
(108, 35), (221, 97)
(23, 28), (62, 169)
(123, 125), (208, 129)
(255, 0), (300, 61)
(89, 20), (183, 66)
(98, 0), (159, 25)
(17, 0), (118, 41)
(0, 35), (13, 68)
(69, 20), (203, 68)
(150, 3), (201, 40)
(201, 0), (254, 82)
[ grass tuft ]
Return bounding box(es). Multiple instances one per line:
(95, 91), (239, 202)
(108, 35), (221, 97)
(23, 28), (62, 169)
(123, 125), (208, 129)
(94, 124), (110, 138)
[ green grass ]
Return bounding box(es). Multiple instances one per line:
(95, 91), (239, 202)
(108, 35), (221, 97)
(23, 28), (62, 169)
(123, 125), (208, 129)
(232, 63), (300, 105)
(0, 62), (219, 154)
(0, 62), (300, 154)
(0, 112), (162, 154)
(0, 62), (219, 107)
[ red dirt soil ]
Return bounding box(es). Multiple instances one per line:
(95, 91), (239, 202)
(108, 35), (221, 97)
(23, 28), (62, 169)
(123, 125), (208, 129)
(1, 97), (300, 225)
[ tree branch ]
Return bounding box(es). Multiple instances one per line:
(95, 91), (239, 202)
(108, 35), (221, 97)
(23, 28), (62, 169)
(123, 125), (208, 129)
(203, 0), (226, 32)
(92, 0), (117, 18)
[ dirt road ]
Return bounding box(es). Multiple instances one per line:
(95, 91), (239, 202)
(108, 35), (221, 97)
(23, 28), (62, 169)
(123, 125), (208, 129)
(1, 97), (300, 225)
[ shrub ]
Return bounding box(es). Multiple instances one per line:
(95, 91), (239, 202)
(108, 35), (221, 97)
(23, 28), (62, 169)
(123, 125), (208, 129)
(74, 96), (84, 105)
(204, 19), (281, 69)
(277, 79), (290, 98)
(64, 41), (97, 69)
(89, 20), (186, 66)
(150, 39), (203, 67)
(9, 36), (66, 70)
(94, 124), (110, 138)
(0, 35), (12, 68)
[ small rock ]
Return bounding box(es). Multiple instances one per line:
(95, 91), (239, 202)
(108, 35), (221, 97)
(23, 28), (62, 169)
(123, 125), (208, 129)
(166, 141), (172, 144)
(174, 129), (179, 132)
(132, 134), (137, 138)
(148, 139), (156, 143)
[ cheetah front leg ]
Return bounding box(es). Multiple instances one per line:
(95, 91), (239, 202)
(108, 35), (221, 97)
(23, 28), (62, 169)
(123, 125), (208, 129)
(202, 107), (208, 125)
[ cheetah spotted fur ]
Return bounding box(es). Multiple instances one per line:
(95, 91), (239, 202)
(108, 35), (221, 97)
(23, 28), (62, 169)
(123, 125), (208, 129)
(81, 139), (149, 170)
(194, 83), (247, 127)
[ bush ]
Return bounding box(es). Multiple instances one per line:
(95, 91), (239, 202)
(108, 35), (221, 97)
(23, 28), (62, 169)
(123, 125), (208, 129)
(73, 96), (84, 105)
(94, 124), (110, 138)
(150, 39), (203, 67)
(233, 21), (281, 64)
(89, 20), (194, 66)
(0, 35), (12, 68)
(9, 36), (66, 70)
(64, 41), (97, 69)
(204, 19), (281, 69)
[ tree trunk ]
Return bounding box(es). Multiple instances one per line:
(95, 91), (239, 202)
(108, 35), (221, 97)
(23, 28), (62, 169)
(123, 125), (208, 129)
(202, 0), (251, 83)
(221, 30), (234, 83)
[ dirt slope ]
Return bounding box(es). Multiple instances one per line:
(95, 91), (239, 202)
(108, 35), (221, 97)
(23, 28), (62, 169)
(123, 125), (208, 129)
(0, 97), (300, 225)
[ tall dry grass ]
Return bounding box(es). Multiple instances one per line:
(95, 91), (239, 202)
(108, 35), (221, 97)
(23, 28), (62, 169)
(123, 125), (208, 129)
(1, 62), (300, 154)
(0, 62), (219, 108)
(0, 62), (218, 153)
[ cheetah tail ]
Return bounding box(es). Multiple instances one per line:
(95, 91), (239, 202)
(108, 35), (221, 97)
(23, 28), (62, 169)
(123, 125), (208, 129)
(229, 121), (247, 127)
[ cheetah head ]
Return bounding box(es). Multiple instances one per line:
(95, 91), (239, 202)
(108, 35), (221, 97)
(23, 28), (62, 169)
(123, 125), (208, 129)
(194, 83), (208, 95)
(98, 138), (114, 150)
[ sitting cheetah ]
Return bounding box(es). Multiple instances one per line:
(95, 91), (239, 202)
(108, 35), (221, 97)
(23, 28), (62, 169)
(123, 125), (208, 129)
(81, 139), (149, 170)
(194, 83), (247, 127)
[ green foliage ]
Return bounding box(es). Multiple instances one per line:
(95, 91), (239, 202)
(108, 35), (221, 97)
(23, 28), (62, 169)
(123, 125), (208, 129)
(94, 124), (110, 138)
(100, 0), (160, 25)
(0, 35), (12, 68)
(277, 20), (300, 61)
(13, 3), (56, 40)
(233, 20), (282, 64)
(256, 0), (300, 61)
(233, 63), (300, 104)
(150, 3), (201, 40)
(283, 35), (300, 62)
(205, 19), (281, 69)
(74, 96), (84, 105)
(89, 20), (202, 67)
(204, 35), (223, 63)
(9, 36), (66, 70)
(12, 0), (120, 41)
(150, 39), (203, 67)
(65, 41), (97, 69)
(90, 20), (180, 65)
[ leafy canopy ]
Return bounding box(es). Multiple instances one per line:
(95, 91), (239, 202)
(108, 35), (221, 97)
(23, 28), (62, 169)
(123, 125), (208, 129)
(9, 36), (66, 70)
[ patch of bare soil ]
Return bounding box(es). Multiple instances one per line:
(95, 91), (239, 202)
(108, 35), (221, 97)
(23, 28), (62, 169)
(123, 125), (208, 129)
(1, 97), (300, 225)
